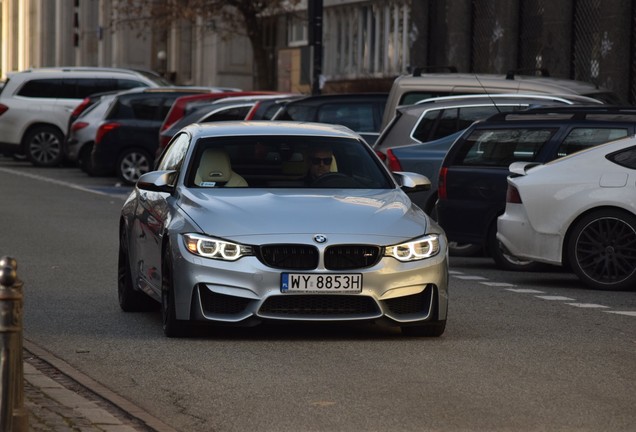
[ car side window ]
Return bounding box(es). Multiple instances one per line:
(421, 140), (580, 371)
(443, 106), (522, 140)
(412, 110), (440, 142)
(455, 128), (555, 166)
(607, 146), (636, 169)
(557, 128), (629, 157)
(158, 133), (190, 172)
(413, 105), (525, 143)
(430, 106), (498, 140)
(17, 79), (63, 98)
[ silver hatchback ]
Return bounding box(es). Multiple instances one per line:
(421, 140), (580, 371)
(119, 121), (449, 337)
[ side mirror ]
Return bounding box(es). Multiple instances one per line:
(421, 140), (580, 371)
(137, 170), (177, 193)
(393, 171), (431, 193)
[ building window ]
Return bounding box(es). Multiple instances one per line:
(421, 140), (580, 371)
(288, 14), (308, 47)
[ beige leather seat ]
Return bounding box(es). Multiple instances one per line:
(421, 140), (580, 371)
(195, 148), (248, 187)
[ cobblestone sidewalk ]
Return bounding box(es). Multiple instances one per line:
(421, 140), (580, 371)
(20, 341), (178, 432)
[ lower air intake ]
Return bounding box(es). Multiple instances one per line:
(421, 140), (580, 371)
(259, 295), (380, 316)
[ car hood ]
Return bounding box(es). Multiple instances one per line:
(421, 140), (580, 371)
(178, 188), (428, 244)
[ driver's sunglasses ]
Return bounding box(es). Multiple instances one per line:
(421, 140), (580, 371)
(310, 157), (333, 166)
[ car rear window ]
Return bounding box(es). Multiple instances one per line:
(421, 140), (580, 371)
(200, 105), (252, 122)
(400, 91), (453, 105)
(452, 128), (556, 166)
(316, 103), (378, 132)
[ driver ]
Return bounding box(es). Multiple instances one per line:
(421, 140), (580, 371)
(307, 146), (334, 183)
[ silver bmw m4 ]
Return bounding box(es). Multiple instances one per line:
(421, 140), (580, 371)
(119, 121), (449, 337)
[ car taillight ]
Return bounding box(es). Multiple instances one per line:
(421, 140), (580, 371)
(71, 98), (91, 118)
(70, 121), (89, 133)
(506, 184), (522, 203)
(0, 104), (8, 116)
(386, 149), (403, 171)
(375, 150), (387, 162)
(438, 167), (448, 200)
(95, 122), (121, 145)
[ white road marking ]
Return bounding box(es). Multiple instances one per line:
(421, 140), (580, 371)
(604, 311), (636, 317)
(565, 303), (609, 309)
(535, 295), (576, 301)
(446, 269), (635, 318)
(0, 167), (126, 199)
(453, 275), (488, 280)
(506, 288), (544, 293)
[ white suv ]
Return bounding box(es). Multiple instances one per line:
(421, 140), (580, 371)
(0, 67), (168, 166)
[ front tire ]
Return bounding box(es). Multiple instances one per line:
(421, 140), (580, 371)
(118, 227), (156, 311)
(24, 126), (64, 167)
(162, 246), (189, 337)
(566, 209), (636, 291)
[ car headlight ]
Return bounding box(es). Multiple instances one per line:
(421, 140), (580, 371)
(385, 234), (440, 262)
(182, 233), (253, 261)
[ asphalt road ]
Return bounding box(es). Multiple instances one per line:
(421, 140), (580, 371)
(1, 158), (635, 432)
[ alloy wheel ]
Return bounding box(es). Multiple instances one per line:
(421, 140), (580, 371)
(573, 215), (636, 289)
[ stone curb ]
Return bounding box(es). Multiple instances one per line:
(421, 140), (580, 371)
(23, 339), (179, 432)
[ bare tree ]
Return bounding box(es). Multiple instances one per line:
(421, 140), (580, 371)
(112, 0), (302, 89)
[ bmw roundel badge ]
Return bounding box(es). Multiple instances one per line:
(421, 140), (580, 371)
(313, 234), (327, 244)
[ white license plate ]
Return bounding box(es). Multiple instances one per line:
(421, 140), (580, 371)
(281, 273), (362, 293)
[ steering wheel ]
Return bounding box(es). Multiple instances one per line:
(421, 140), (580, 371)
(311, 172), (360, 188)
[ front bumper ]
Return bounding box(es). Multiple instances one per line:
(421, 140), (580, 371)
(171, 235), (449, 327)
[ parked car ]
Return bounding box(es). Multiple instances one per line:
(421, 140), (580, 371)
(119, 121), (448, 337)
(373, 93), (602, 257)
(497, 137), (636, 290)
(0, 67), (169, 166)
(159, 91), (280, 141)
(91, 87), (212, 184)
(271, 93), (388, 145)
(65, 92), (118, 173)
(245, 95), (304, 120)
(381, 67), (623, 129)
(373, 93), (602, 215)
(67, 85), (222, 133)
(157, 94), (298, 154)
(436, 106), (636, 270)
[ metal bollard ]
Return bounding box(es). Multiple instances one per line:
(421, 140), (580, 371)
(0, 257), (28, 432)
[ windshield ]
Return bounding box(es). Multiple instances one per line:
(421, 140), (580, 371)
(185, 135), (394, 189)
(133, 69), (173, 86)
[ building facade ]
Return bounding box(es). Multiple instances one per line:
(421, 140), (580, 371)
(1, 0), (635, 103)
